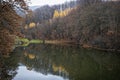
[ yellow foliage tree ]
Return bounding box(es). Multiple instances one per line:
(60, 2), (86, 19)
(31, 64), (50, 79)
(29, 22), (36, 28)
(59, 11), (65, 17)
(53, 8), (73, 18)
(53, 10), (60, 18)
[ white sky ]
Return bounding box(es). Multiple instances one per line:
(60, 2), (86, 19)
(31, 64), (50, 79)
(30, 0), (74, 6)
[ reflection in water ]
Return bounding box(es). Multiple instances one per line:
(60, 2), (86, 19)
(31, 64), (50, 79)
(0, 44), (120, 80)
(0, 51), (20, 80)
(12, 66), (65, 80)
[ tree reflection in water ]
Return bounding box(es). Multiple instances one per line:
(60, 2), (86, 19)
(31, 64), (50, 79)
(0, 51), (21, 80)
(0, 44), (120, 80)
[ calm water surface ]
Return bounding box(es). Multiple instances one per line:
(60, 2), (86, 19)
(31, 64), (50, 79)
(0, 44), (120, 80)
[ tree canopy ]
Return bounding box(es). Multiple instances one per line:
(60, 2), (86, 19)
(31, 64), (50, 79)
(0, 0), (28, 55)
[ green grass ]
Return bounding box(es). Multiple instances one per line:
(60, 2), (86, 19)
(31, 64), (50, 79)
(19, 38), (29, 42)
(15, 37), (43, 47)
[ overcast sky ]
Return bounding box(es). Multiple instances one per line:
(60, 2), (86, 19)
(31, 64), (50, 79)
(30, 0), (74, 6)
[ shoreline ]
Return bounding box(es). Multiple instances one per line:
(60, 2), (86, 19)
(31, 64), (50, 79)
(15, 38), (120, 52)
(44, 40), (120, 52)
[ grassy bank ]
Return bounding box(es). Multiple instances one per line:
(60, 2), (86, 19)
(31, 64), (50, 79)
(15, 37), (43, 47)
(14, 38), (120, 52)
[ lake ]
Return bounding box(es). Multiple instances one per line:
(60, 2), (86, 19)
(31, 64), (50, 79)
(0, 44), (120, 80)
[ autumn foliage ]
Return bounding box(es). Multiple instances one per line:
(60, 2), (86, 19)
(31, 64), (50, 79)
(23, 0), (120, 51)
(0, 0), (27, 55)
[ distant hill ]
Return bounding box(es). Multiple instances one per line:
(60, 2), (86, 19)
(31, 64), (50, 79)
(29, 6), (41, 11)
(34, 0), (79, 11)
(15, 8), (26, 17)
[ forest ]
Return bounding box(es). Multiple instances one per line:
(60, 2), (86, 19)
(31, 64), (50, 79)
(23, 0), (120, 51)
(0, 0), (120, 55)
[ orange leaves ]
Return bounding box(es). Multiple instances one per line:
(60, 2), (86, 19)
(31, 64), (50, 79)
(0, 0), (27, 55)
(0, 29), (15, 55)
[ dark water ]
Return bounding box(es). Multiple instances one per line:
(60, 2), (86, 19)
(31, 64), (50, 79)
(0, 44), (120, 80)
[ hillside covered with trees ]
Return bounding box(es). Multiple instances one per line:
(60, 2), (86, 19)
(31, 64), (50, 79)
(0, 0), (120, 55)
(22, 0), (120, 51)
(0, 0), (120, 80)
